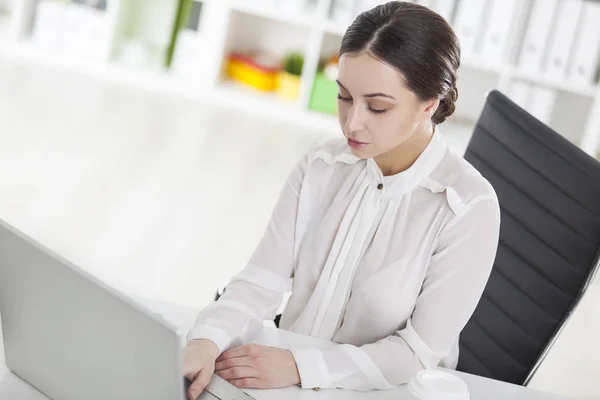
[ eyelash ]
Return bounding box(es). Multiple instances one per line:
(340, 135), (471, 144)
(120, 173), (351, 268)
(337, 94), (387, 115)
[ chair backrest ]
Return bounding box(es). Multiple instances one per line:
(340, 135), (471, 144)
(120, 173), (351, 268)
(457, 90), (600, 385)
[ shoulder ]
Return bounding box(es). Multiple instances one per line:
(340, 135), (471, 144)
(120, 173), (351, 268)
(424, 150), (498, 216)
(291, 138), (359, 186)
(303, 138), (361, 166)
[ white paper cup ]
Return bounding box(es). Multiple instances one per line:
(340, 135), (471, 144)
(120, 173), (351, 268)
(408, 369), (470, 400)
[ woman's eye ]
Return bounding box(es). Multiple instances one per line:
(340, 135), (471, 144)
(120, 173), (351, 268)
(337, 95), (387, 114)
(368, 107), (387, 114)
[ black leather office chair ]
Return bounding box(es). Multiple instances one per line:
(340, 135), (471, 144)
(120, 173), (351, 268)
(457, 90), (600, 385)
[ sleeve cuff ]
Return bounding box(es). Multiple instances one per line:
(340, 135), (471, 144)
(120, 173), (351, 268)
(186, 325), (232, 356)
(397, 319), (440, 369)
(290, 347), (331, 390)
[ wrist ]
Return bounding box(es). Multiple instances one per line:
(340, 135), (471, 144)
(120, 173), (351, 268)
(190, 339), (219, 359)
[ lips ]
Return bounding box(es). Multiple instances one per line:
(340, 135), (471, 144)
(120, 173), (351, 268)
(348, 138), (368, 145)
(347, 137), (370, 149)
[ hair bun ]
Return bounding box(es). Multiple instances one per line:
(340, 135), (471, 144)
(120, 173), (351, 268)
(432, 80), (458, 124)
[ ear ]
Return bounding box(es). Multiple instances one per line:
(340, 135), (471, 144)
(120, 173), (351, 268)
(421, 98), (440, 121)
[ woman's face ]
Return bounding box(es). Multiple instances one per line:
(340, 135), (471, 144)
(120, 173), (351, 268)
(336, 52), (438, 159)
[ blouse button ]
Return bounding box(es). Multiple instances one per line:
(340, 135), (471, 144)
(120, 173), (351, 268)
(377, 183), (384, 190)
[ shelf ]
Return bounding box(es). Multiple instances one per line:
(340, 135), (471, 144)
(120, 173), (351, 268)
(213, 81), (339, 136)
(3, 0), (597, 154)
(458, 59), (598, 97)
(216, 80), (297, 111)
(231, 2), (318, 30)
(0, 41), (197, 96)
(460, 58), (505, 75)
(509, 69), (598, 98)
(0, 40), (340, 136)
(229, 2), (353, 37)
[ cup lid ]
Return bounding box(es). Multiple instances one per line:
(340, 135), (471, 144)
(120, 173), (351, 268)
(408, 369), (470, 400)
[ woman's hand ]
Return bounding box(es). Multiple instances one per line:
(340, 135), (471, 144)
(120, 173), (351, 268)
(182, 339), (219, 400)
(214, 343), (301, 389)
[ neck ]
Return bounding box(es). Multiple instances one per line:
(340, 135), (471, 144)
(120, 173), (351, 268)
(374, 122), (435, 177)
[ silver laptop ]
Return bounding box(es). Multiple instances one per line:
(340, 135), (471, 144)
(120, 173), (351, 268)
(0, 218), (255, 400)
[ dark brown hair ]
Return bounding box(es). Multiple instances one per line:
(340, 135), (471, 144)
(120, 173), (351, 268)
(340, 1), (460, 124)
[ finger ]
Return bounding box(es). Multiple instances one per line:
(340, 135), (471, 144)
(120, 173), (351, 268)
(188, 368), (213, 400)
(182, 353), (201, 379)
(215, 356), (252, 371)
(218, 344), (258, 361)
(214, 366), (257, 381)
(182, 362), (200, 381)
(183, 369), (199, 381)
(228, 378), (262, 389)
(217, 345), (252, 361)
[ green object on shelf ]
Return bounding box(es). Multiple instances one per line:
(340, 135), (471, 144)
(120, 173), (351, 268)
(309, 72), (338, 115)
(283, 52), (304, 77)
(165, 0), (193, 68)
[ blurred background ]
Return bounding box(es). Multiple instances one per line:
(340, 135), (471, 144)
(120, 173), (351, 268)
(0, 0), (599, 398)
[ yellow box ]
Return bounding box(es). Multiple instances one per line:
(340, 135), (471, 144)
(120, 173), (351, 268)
(277, 71), (301, 100)
(226, 53), (280, 92)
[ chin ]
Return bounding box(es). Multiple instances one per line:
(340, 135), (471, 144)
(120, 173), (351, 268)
(349, 147), (372, 159)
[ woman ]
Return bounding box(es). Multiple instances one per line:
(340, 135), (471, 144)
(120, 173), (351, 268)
(183, 2), (500, 398)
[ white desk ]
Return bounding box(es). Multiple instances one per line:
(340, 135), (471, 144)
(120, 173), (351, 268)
(0, 295), (570, 400)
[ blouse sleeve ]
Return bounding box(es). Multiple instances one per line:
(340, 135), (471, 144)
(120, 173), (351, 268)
(290, 196), (501, 391)
(186, 151), (308, 355)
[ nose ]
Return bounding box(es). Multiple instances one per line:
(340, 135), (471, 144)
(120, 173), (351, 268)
(344, 102), (366, 134)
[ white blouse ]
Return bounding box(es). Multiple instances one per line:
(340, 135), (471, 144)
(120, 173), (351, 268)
(187, 129), (501, 391)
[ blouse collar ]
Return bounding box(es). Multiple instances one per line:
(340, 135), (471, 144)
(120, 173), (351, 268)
(366, 128), (448, 196)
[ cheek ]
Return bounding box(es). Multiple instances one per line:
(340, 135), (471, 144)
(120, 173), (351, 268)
(369, 110), (416, 148)
(337, 101), (348, 129)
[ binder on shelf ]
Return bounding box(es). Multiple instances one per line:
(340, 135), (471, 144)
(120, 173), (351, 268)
(479, 0), (516, 65)
(354, 0), (431, 17)
(567, 1), (600, 86)
(280, 0), (309, 14)
(526, 85), (557, 125)
(62, 1), (111, 61)
(518, 0), (559, 74)
(507, 80), (530, 109)
(329, 0), (356, 23)
(430, 0), (456, 23)
(244, 0), (278, 9)
(0, 0), (11, 14)
(171, 1), (206, 77)
(543, 0), (583, 80)
(31, 0), (68, 50)
(0, 0), (13, 33)
(451, 0), (487, 59)
(354, 0), (386, 15)
(166, 0), (193, 69)
(414, 0), (434, 9)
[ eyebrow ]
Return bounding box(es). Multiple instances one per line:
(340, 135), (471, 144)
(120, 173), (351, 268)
(336, 80), (396, 100)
